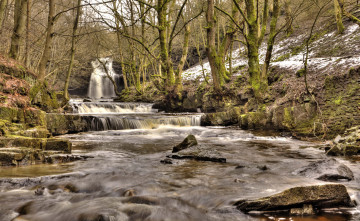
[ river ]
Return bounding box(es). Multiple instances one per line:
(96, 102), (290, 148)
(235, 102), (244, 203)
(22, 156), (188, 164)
(0, 100), (359, 221)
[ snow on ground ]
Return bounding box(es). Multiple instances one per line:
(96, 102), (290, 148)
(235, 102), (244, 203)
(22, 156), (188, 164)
(183, 24), (360, 81)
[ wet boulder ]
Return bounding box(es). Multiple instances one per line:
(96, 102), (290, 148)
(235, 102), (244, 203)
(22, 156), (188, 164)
(295, 158), (354, 181)
(169, 144), (226, 163)
(326, 146), (342, 156)
(235, 184), (353, 213)
(172, 135), (197, 153)
(329, 126), (360, 156)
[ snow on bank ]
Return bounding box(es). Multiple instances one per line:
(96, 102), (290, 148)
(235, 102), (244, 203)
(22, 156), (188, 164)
(183, 24), (360, 81)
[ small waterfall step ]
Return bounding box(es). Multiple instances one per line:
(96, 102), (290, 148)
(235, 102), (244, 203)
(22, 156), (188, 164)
(87, 114), (202, 131)
(70, 99), (156, 114)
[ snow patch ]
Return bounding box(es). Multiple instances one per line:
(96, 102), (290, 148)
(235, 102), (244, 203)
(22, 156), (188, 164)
(183, 24), (360, 81)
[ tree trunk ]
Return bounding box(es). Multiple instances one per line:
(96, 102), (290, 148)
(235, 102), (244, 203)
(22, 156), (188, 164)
(63, 0), (82, 101)
(206, 0), (236, 91)
(140, 1), (146, 93)
(112, 0), (128, 90)
(9, 0), (27, 60)
(37, 0), (55, 81)
(175, 24), (190, 91)
(157, 0), (174, 90)
(284, 0), (293, 36)
(243, 0), (268, 97)
(129, 1), (141, 93)
(25, 0), (30, 67)
(0, 0), (8, 31)
(338, 0), (360, 25)
(206, 0), (221, 91)
(246, 0), (261, 96)
(334, 0), (345, 34)
(262, 0), (279, 82)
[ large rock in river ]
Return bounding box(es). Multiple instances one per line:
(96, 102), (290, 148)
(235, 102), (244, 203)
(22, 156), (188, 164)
(169, 144), (226, 163)
(167, 135), (226, 163)
(294, 158), (354, 181)
(235, 184), (353, 213)
(172, 135), (197, 153)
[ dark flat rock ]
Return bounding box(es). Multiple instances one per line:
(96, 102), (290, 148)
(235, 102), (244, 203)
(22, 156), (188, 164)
(235, 184), (353, 213)
(169, 144), (226, 163)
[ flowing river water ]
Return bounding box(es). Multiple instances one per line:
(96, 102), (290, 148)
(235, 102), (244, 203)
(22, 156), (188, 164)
(0, 100), (359, 221)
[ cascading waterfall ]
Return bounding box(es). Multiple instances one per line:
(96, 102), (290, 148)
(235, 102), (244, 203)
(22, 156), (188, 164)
(71, 100), (155, 114)
(75, 56), (203, 131)
(87, 58), (119, 99)
(70, 99), (202, 131)
(88, 115), (202, 131)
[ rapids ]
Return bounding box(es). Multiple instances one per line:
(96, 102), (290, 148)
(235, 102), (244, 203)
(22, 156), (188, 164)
(0, 100), (359, 221)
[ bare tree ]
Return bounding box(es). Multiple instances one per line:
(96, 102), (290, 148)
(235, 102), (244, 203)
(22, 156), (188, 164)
(37, 0), (55, 81)
(63, 0), (82, 101)
(206, 0), (238, 91)
(9, 0), (28, 60)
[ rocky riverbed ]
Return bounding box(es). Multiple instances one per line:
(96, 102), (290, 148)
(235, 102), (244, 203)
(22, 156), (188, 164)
(0, 126), (359, 221)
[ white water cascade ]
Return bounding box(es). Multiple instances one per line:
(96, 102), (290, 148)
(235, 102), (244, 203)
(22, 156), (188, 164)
(71, 100), (156, 114)
(88, 58), (119, 99)
(70, 99), (202, 131)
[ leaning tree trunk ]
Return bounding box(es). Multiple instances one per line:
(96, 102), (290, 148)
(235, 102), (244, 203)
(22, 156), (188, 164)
(334, 0), (345, 34)
(63, 0), (82, 101)
(37, 0), (55, 81)
(175, 24), (190, 91)
(262, 0), (280, 82)
(338, 0), (360, 25)
(9, 0), (27, 60)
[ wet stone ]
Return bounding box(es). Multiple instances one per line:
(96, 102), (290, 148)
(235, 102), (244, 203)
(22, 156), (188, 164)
(235, 184), (353, 213)
(160, 158), (173, 164)
(295, 158), (354, 181)
(326, 146), (342, 156)
(290, 204), (315, 215)
(172, 134), (197, 153)
(257, 165), (269, 171)
(169, 144), (226, 163)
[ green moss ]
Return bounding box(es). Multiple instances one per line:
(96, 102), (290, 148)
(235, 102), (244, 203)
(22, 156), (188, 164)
(29, 82), (60, 111)
(333, 96), (342, 105)
(274, 54), (290, 62)
(283, 107), (295, 129)
(296, 68), (305, 78)
(291, 45), (303, 56)
(295, 117), (317, 135)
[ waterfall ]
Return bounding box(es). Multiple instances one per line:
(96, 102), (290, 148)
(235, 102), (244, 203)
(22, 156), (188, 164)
(71, 100), (156, 114)
(87, 58), (119, 99)
(70, 99), (203, 130)
(87, 115), (202, 131)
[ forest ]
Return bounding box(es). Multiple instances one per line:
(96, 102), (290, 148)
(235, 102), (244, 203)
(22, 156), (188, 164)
(0, 0), (359, 221)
